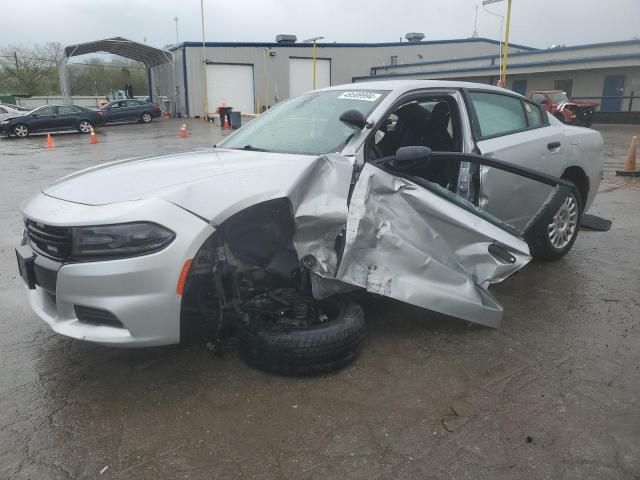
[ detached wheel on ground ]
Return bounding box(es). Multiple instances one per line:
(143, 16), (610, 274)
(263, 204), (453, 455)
(78, 120), (92, 133)
(141, 112), (153, 123)
(237, 290), (365, 376)
(13, 124), (30, 138)
(529, 182), (582, 261)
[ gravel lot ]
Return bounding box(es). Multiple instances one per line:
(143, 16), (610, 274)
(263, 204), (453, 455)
(1, 119), (639, 479)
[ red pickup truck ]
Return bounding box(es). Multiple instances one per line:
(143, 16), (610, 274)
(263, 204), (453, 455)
(528, 90), (597, 127)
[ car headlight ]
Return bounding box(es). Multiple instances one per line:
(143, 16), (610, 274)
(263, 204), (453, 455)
(1, 120), (10, 125)
(71, 222), (175, 260)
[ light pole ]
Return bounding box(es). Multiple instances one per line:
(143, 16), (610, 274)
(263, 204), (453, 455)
(483, 0), (512, 86)
(200, 0), (208, 120)
(303, 36), (324, 90)
(174, 16), (179, 45)
(482, 1), (504, 76)
(257, 47), (270, 112)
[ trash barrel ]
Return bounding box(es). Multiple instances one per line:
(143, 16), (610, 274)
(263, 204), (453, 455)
(230, 111), (242, 129)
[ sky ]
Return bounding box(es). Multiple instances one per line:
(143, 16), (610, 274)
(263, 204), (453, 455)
(2, 0), (639, 51)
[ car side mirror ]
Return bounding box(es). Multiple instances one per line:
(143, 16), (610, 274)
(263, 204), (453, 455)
(31, 113), (38, 118)
(392, 146), (432, 171)
(339, 109), (366, 130)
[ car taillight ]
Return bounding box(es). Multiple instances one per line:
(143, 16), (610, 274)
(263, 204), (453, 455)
(153, 104), (161, 110)
(97, 111), (104, 117)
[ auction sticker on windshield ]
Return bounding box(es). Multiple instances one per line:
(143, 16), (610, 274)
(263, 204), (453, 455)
(338, 91), (383, 102)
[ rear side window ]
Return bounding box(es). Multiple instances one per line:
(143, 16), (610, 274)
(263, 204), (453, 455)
(58, 106), (79, 114)
(470, 92), (527, 138)
(523, 100), (544, 127)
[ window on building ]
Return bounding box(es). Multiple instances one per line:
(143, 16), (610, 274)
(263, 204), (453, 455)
(390, 55), (398, 66)
(553, 79), (573, 97)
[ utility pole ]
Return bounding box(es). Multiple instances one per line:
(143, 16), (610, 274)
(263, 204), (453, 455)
(14, 52), (24, 96)
(472, 5), (479, 38)
(174, 17), (179, 44)
(258, 48), (270, 111)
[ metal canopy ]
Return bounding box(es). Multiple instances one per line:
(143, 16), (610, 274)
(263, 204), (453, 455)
(64, 37), (173, 67)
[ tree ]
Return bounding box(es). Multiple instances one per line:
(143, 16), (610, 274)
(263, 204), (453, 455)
(0, 43), (64, 95)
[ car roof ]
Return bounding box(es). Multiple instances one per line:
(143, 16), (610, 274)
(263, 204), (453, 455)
(318, 79), (518, 96)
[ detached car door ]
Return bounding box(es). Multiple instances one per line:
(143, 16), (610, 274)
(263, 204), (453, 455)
(335, 151), (573, 328)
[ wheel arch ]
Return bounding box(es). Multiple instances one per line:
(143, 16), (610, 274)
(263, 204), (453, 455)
(561, 166), (589, 209)
(179, 197), (297, 340)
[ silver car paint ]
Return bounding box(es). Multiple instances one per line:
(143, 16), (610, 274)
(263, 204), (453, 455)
(19, 80), (605, 346)
(335, 163), (531, 328)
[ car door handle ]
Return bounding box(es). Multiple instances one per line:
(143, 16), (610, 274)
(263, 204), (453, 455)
(547, 141), (561, 150)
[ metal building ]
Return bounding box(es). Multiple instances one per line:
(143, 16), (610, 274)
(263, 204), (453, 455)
(150, 36), (640, 119)
(151, 36), (533, 118)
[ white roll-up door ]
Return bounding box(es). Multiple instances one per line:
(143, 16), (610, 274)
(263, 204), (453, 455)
(288, 58), (331, 98)
(206, 64), (255, 114)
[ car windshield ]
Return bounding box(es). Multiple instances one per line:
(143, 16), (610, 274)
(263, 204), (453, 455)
(549, 91), (569, 103)
(218, 89), (388, 155)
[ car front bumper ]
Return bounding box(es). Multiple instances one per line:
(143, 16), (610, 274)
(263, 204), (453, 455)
(20, 194), (215, 347)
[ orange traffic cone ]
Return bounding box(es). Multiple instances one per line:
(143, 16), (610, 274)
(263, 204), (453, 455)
(616, 135), (639, 176)
(46, 133), (54, 149)
(179, 124), (188, 138)
(224, 118), (231, 130)
(89, 126), (97, 144)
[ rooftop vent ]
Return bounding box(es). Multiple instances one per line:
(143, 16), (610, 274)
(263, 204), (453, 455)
(405, 32), (425, 43)
(276, 34), (297, 44)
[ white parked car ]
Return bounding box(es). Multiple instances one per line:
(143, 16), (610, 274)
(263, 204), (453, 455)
(0, 103), (31, 122)
(17, 81), (604, 374)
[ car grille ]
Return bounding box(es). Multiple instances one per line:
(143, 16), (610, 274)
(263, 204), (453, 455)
(25, 220), (71, 260)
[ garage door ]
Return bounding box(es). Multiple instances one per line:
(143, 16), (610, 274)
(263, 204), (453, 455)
(289, 58), (331, 98)
(206, 64), (255, 114)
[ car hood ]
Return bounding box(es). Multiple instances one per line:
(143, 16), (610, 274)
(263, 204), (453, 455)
(42, 148), (321, 210)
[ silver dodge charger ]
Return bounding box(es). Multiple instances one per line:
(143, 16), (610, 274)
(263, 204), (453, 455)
(17, 81), (604, 374)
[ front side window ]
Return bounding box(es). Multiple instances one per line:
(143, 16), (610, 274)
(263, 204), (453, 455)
(219, 90), (388, 155)
(35, 106), (56, 116)
(470, 91), (527, 138)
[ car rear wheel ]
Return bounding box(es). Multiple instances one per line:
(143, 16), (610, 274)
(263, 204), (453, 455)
(141, 112), (152, 123)
(13, 124), (29, 138)
(529, 184), (582, 261)
(237, 291), (365, 376)
(78, 120), (92, 133)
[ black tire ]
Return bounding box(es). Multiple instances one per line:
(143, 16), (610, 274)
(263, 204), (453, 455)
(141, 112), (153, 123)
(529, 182), (582, 261)
(238, 296), (365, 376)
(77, 119), (92, 133)
(13, 123), (30, 138)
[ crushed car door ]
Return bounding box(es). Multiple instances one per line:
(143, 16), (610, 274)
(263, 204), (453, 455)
(335, 150), (573, 328)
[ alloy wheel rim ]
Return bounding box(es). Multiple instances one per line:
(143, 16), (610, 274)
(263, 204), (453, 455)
(15, 125), (27, 137)
(548, 194), (578, 249)
(80, 121), (91, 132)
(143, 114), (151, 122)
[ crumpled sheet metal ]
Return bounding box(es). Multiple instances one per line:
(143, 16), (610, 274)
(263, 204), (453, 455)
(289, 153), (354, 278)
(334, 164), (532, 328)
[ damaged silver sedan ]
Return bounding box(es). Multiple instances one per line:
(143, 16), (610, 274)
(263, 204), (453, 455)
(16, 81), (604, 374)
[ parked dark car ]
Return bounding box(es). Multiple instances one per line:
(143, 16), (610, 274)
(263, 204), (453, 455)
(0, 105), (104, 138)
(99, 99), (162, 125)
